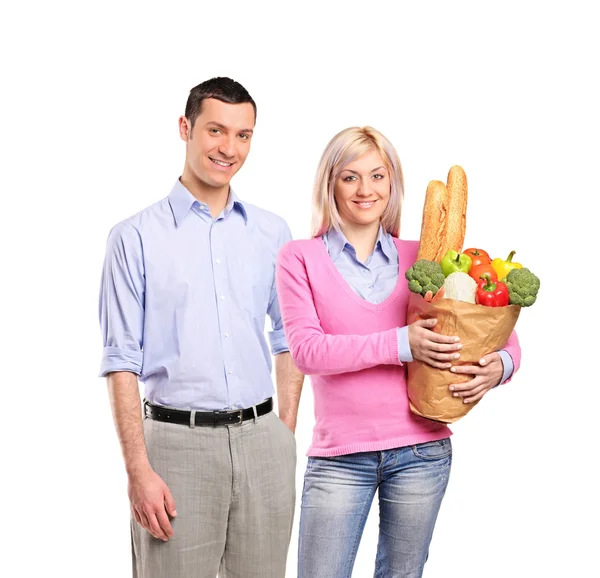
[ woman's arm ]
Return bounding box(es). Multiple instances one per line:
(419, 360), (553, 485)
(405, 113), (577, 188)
(275, 242), (401, 376)
(499, 329), (521, 384)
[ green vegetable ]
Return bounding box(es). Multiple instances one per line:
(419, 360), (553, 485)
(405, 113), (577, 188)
(504, 267), (540, 307)
(405, 259), (446, 297)
(440, 250), (472, 277)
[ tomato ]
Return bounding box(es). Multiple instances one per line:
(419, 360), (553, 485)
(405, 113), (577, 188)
(469, 263), (498, 283)
(462, 248), (491, 269)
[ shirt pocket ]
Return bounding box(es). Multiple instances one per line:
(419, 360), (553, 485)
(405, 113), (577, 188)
(229, 243), (272, 318)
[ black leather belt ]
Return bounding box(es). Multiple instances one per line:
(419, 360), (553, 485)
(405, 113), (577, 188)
(144, 398), (273, 427)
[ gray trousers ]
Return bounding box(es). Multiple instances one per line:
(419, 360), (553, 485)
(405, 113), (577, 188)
(131, 409), (297, 578)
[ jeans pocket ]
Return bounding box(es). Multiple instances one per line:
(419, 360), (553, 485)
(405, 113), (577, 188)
(412, 437), (452, 460)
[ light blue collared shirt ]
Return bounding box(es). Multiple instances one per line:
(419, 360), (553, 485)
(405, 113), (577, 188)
(322, 227), (514, 383)
(98, 179), (292, 410)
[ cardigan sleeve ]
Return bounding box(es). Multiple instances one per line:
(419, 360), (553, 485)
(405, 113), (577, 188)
(275, 241), (402, 376)
(498, 329), (521, 385)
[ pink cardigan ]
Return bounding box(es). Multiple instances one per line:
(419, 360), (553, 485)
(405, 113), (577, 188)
(276, 237), (521, 457)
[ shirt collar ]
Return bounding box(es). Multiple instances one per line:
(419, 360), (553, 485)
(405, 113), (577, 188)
(168, 179), (248, 227)
(324, 225), (392, 262)
(226, 188), (248, 223)
(376, 226), (395, 262)
(324, 227), (350, 261)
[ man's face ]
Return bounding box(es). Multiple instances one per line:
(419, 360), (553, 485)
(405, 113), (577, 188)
(180, 98), (255, 189)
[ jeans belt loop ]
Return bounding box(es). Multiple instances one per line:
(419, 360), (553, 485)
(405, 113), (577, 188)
(252, 405), (258, 424)
(189, 410), (196, 428)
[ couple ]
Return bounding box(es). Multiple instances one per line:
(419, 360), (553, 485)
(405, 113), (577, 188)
(99, 77), (521, 578)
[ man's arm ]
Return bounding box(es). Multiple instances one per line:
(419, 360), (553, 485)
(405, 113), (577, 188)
(269, 221), (305, 432)
(274, 352), (305, 433)
(99, 223), (175, 541)
(107, 371), (177, 542)
(106, 371), (150, 477)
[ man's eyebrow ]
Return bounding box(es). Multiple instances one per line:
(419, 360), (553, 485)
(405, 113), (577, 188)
(342, 166), (386, 174)
(206, 122), (253, 134)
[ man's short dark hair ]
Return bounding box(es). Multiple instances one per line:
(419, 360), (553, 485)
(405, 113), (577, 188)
(184, 77), (257, 129)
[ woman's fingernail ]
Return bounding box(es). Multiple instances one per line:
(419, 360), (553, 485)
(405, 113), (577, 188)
(480, 359), (486, 365)
(454, 337), (460, 342)
(449, 386), (454, 391)
(454, 354), (460, 359)
(450, 367), (457, 372)
(453, 393), (459, 397)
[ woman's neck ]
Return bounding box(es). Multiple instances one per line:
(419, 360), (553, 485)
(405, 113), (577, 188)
(340, 221), (381, 263)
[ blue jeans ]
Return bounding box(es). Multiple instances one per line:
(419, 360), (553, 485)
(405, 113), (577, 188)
(298, 438), (452, 578)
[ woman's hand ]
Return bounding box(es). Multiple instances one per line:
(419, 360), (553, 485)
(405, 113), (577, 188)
(448, 352), (504, 403)
(408, 318), (462, 369)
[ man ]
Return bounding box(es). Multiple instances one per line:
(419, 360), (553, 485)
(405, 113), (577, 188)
(98, 77), (304, 578)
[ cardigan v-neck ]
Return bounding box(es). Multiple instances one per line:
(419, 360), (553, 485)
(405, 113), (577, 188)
(318, 236), (407, 313)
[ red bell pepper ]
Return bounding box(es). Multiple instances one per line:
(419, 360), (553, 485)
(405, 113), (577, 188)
(476, 274), (509, 307)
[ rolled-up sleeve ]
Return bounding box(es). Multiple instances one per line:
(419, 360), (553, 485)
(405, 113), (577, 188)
(267, 220), (293, 355)
(98, 222), (145, 377)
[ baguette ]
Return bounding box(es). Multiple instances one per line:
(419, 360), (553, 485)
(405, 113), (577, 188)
(416, 165), (468, 262)
(444, 165), (468, 255)
(416, 179), (449, 262)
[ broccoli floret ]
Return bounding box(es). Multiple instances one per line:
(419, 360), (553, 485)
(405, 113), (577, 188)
(505, 267), (540, 307)
(405, 259), (445, 297)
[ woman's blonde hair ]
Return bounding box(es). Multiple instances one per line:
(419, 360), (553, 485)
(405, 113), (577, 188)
(311, 126), (404, 238)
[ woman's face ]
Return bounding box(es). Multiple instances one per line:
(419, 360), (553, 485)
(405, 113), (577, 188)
(333, 149), (390, 229)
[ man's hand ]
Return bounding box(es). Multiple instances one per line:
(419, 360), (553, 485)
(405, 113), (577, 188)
(448, 352), (504, 404)
(128, 466), (177, 542)
(279, 415), (297, 434)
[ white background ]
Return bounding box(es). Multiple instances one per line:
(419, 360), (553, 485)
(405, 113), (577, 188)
(2, 1), (598, 576)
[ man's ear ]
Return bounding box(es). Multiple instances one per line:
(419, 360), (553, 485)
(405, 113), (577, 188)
(178, 116), (192, 142)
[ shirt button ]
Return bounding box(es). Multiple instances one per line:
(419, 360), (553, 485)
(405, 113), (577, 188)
(228, 370), (233, 375)
(224, 332), (230, 338)
(220, 295), (225, 301)
(216, 258), (221, 264)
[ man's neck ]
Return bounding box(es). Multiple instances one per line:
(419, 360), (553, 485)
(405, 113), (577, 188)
(180, 171), (230, 218)
(340, 222), (380, 263)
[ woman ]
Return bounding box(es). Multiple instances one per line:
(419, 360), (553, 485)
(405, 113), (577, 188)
(275, 126), (521, 577)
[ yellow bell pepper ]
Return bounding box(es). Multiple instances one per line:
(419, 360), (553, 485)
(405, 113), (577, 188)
(491, 250), (522, 280)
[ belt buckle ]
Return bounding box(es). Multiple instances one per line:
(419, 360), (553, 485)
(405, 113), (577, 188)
(214, 409), (243, 425)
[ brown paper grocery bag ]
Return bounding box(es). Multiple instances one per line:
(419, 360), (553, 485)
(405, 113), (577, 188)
(406, 292), (521, 423)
